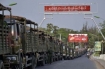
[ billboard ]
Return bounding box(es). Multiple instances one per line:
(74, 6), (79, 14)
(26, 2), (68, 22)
(94, 41), (101, 51)
(68, 34), (88, 42)
(44, 5), (90, 12)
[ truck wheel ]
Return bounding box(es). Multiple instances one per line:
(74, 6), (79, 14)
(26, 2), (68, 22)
(41, 57), (45, 66)
(31, 56), (36, 69)
(10, 57), (23, 69)
(68, 57), (70, 60)
(53, 57), (55, 62)
(19, 57), (23, 69)
(11, 64), (21, 69)
(0, 60), (5, 69)
(63, 56), (65, 60)
(61, 56), (63, 60)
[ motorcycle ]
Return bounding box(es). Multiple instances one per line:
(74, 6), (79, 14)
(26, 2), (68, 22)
(86, 52), (90, 58)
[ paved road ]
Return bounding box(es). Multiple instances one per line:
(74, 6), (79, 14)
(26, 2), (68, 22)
(36, 55), (98, 69)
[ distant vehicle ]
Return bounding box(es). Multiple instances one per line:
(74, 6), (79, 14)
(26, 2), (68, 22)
(86, 52), (90, 58)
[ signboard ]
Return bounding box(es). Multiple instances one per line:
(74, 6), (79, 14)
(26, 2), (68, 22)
(94, 41), (101, 51)
(68, 34), (88, 42)
(44, 5), (90, 12)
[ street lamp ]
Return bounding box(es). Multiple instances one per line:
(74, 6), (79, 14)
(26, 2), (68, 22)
(92, 18), (105, 40)
(84, 16), (105, 41)
(9, 3), (17, 6)
(101, 40), (104, 54)
(94, 16), (105, 54)
(94, 16), (100, 18)
(38, 13), (53, 28)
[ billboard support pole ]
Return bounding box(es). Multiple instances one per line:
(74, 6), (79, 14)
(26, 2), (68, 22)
(91, 18), (105, 41)
(39, 14), (53, 28)
(39, 17), (46, 28)
(40, 3), (98, 28)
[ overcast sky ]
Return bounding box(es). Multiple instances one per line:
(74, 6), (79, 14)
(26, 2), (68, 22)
(1, 0), (105, 31)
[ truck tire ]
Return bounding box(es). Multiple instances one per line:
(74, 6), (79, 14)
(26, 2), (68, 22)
(19, 57), (23, 69)
(28, 56), (37, 69)
(0, 60), (5, 69)
(41, 57), (45, 66)
(63, 56), (66, 60)
(68, 56), (70, 60)
(31, 56), (36, 69)
(45, 55), (48, 64)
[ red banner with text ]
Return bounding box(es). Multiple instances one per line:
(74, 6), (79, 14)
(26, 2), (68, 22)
(68, 34), (88, 42)
(44, 5), (90, 12)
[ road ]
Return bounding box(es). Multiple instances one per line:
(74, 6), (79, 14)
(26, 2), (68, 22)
(35, 54), (101, 69)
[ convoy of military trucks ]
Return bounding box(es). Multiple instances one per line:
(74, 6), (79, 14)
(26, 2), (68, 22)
(0, 3), (87, 69)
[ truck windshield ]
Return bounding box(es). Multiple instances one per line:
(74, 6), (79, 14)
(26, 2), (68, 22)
(11, 24), (15, 36)
(16, 24), (19, 36)
(4, 18), (16, 36)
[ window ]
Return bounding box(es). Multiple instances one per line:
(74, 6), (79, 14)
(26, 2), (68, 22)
(16, 24), (19, 35)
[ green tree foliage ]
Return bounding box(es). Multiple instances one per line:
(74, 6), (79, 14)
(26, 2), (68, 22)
(46, 23), (53, 34)
(99, 20), (105, 36)
(53, 26), (59, 36)
(80, 21), (100, 48)
(98, 20), (105, 54)
(40, 21), (104, 48)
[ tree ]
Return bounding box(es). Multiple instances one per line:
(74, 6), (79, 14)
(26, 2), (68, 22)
(53, 26), (59, 37)
(46, 23), (53, 34)
(99, 20), (105, 29)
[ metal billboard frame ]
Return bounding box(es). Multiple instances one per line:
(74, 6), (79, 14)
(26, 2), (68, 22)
(38, 3), (105, 41)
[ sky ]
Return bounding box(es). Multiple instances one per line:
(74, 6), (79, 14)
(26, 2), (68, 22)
(0, 0), (105, 31)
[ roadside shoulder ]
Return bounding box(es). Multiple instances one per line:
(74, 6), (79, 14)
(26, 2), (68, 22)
(90, 55), (105, 69)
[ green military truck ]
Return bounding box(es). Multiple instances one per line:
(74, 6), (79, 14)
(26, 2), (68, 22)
(3, 15), (39, 69)
(69, 48), (74, 59)
(0, 3), (64, 69)
(44, 35), (63, 63)
(58, 41), (63, 60)
(0, 3), (12, 69)
(53, 39), (63, 61)
(62, 44), (67, 60)
(62, 44), (75, 60)
(36, 32), (63, 64)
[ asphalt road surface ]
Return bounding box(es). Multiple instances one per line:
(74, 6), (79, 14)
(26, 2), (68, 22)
(36, 55), (98, 69)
